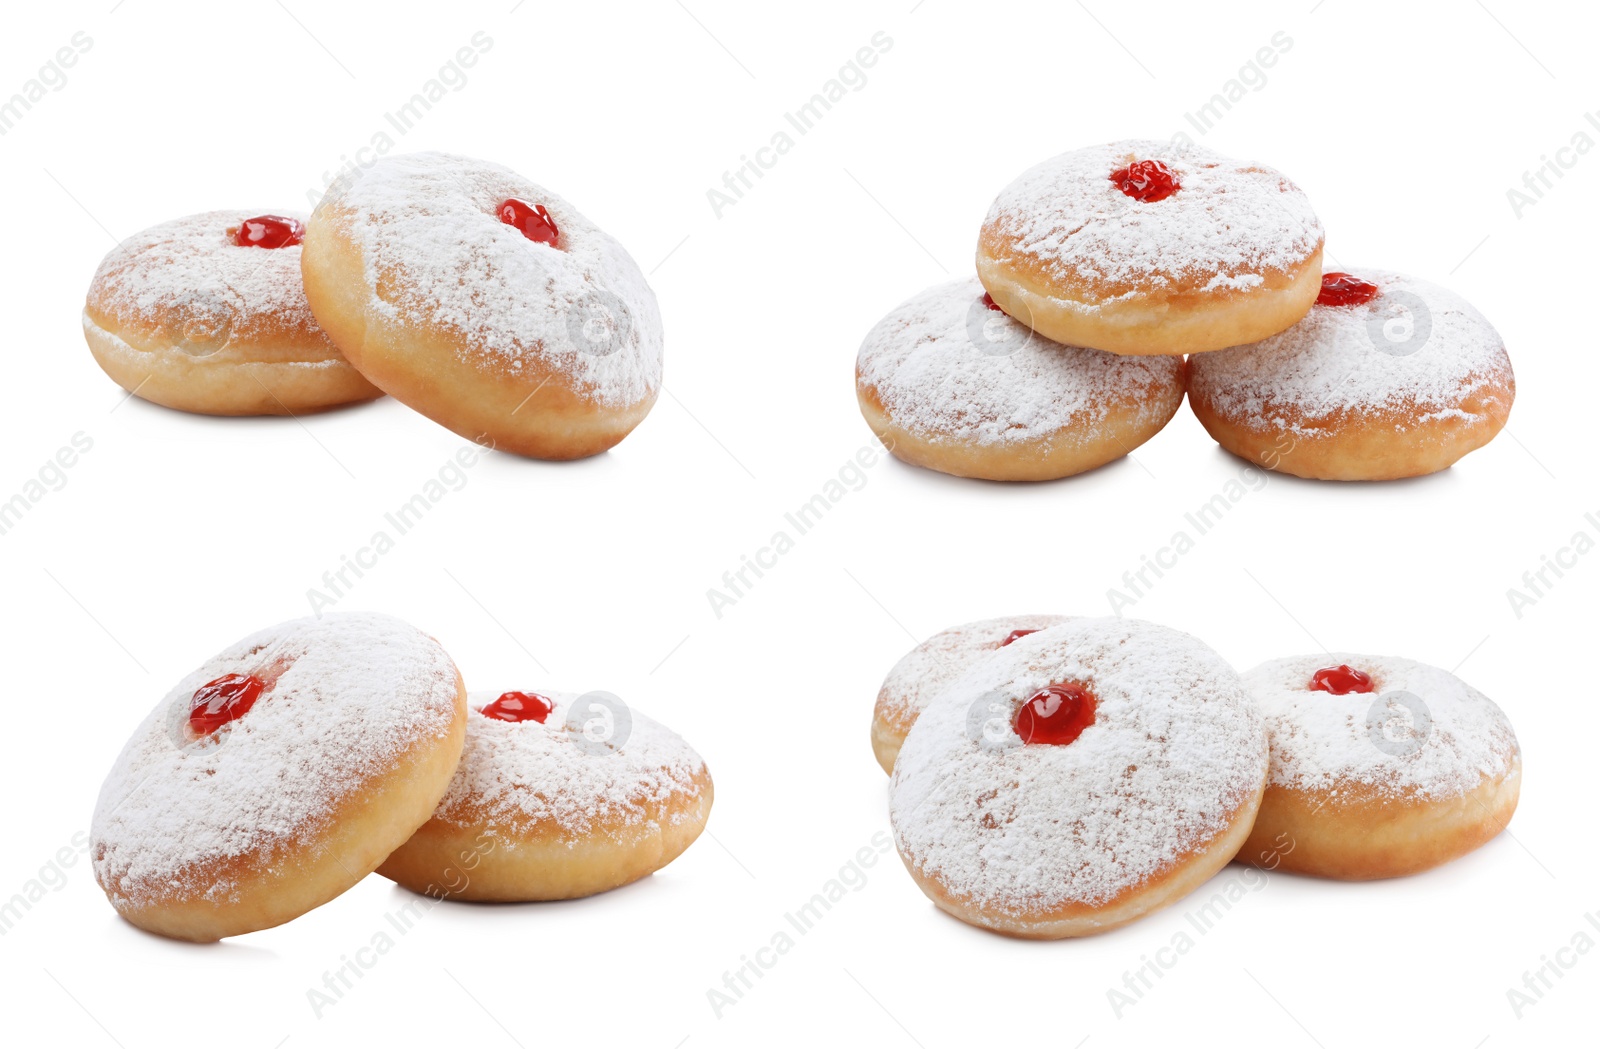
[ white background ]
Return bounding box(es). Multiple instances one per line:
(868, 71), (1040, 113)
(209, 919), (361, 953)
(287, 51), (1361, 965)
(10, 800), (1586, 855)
(1, 1), (1595, 1045)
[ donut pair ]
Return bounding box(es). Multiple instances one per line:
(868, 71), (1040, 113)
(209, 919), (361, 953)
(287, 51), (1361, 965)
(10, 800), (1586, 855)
(877, 616), (1520, 938)
(90, 612), (711, 942)
(857, 139), (1321, 482)
(859, 139), (1514, 481)
(82, 152), (661, 460)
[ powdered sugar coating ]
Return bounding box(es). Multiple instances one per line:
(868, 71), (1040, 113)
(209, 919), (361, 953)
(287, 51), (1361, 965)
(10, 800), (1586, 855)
(982, 140), (1322, 299)
(91, 613), (461, 907)
(85, 209), (335, 351)
(857, 279), (1184, 444)
(890, 617), (1267, 913)
(1188, 270), (1514, 432)
(435, 691), (708, 837)
(877, 614), (1074, 726)
(1243, 654), (1518, 801)
(318, 151), (662, 407)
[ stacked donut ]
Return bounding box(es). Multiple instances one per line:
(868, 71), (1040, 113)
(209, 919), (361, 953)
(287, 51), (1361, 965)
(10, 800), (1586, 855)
(872, 615), (1520, 938)
(90, 612), (712, 941)
(857, 140), (1515, 482)
(82, 152), (661, 460)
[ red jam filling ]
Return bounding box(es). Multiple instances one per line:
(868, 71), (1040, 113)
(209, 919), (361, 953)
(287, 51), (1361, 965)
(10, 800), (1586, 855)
(1013, 683), (1097, 745)
(1001, 629), (1038, 647)
(1316, 272), (1380, 307)
(480, 691), (554, 723)
(981, 292), (1004, 313)
(1308, 664), (1375, 695)
(233, 215), (304, 249)
(1109, 159), (1180, 202)
(189, 673), (266, 733)
(498, 198), (560, 247)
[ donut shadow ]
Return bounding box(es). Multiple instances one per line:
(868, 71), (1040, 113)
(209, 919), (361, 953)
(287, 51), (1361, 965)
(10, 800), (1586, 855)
(113, 390), (638, 473)
(881, 447), (1148, 490)
(471, 441), (627, 476)
(1204, 443), (1462, 491)
(1226, 822), (1526, 887)
(920, 836), (1503, 944)
(913, 827), (1528, 942)
(917, 894), (1155, 946)
(112, 386), (389, 425)
(109, 917), (279, 956)
(917, 855), (1274, 946)
(380, 869), (671, 912)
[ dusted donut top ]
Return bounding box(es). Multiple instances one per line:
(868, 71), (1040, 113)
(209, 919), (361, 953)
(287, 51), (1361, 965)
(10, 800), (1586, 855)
(877, 614), (1073, 726)
(437, 691), (708, 837)
(890, 618), (1267, 913)
(91, 613), (461, 907)
(318, 151), (662, 407)
(1188, 270), (1514, 432)
(980, 140), (1323, 299)
(1243, 654), (1519, 800)
(84, 209), (335, 358)
(857, 278), (1184, 445)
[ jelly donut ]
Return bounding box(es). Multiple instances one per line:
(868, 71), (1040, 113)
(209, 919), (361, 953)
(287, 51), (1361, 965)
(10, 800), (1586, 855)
(977, 140), (1324, 356)
(378, 689), (712, 901)
(871, 614), (1073, 773)
(302, 151), (663, 459)
(82, 211), (382, 415)
(856, 278), (1186, 481)
(1237, 655), (1520, 880)
(1187, 270), (1515, 480)
(90, 612), (466, 941)
(889, 618), (1268, 938)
